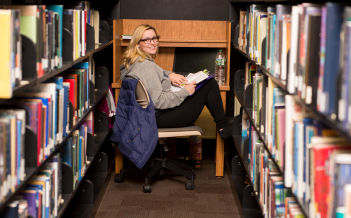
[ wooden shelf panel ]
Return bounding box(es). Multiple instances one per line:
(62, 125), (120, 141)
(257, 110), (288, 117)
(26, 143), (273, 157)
(121, 41), (227, 48)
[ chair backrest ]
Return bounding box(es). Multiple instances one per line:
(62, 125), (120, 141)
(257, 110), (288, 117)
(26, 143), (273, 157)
(135, 80), (150, 108)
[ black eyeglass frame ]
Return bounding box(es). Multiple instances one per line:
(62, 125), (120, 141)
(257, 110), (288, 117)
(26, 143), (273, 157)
(139, 36), (160, 44)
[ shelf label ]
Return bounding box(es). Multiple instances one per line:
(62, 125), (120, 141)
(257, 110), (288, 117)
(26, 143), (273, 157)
(302, 84), (306, 100)
(339, 99), (345, 121)
(306, 86), (312, 104)
(298, 76), (303, 92)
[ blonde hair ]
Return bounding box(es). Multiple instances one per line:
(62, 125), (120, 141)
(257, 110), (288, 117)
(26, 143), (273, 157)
(122, 24), (159, 70)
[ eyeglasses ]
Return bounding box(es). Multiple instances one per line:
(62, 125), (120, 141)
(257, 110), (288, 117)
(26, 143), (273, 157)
(139, 36), (159, 44)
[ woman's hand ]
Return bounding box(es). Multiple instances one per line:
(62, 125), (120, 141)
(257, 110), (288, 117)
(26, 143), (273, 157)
(169, 73), (188, 87)
(184, 81), (196, 95)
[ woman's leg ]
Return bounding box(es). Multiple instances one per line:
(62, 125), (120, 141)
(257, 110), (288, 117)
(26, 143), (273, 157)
(156, 78), (227, 128)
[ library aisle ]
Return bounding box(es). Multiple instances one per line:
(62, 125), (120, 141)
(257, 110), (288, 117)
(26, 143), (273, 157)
(91, 151), (243, 218)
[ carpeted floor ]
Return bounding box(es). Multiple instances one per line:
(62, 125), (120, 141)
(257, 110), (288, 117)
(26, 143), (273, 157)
(91, 152), (243, 218)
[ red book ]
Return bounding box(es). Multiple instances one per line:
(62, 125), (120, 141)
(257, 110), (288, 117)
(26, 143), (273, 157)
(313, 144), (351, 218)
(63, 78), (76, 110)
(61, 74), (78, 123)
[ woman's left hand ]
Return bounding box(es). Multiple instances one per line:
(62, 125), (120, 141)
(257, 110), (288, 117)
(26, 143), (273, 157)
(169, 73), (188, 87)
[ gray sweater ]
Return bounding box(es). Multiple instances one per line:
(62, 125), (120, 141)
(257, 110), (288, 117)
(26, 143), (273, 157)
(120, 56), (189, 109)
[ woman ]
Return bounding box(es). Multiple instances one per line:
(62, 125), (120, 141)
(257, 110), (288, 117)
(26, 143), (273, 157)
(119, 24), (233, 139)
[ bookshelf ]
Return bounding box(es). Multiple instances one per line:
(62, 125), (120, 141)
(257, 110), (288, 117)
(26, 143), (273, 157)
(0, 1), (115, 217)
(232, 86), (310, 217)
(228, 1), (351, 218)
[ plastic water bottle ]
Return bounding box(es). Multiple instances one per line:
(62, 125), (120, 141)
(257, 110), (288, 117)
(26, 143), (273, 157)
(215, 50), (226, 86)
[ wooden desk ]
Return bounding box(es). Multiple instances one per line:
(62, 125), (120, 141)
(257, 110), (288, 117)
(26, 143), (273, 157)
(112, 19), (231, 177)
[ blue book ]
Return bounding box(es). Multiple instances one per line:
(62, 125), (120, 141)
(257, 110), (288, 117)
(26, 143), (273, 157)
(32, 177), (50, 218)
(26, 184), (43, 216)
(246, 6), (250, 54)
(323, 3), (343, 116)
(79, 125), (85, 178)
(45, 77), (64, 145)
(248, 122), (252, 164)
(46, 5), (63, 68)
(16, 120), (21, 186)
(1, 201), (19, 218)
(61, 137), (73, 166)
(62, 84), (69, 137)
(332, 154), (351, 218)
(271, 15), (276, 74)
(293, 123), (299, 195)
(19, 189), (38, 218)
(302, 118), (313, 201)
(274, 181), (288, 217)
(79, 137), (83, 181)
(72, 62), (90, 110)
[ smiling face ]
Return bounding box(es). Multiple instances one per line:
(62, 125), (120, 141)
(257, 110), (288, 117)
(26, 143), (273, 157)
(138, 29), (158, 55)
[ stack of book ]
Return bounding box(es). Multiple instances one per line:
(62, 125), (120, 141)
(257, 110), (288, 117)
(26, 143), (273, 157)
(239, 58), (351, 217)
(2, 110), (95, 218)
(0, 1), (101, 99)
(237, 3), (351, 135)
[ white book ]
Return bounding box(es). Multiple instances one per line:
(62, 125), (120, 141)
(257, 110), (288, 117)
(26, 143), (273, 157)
(46, 164), (58, 216)
(93, 10), (100, 48)
(81, 10), (85, 56)
(58, 88), (64, 144)
(297, 121), (304, 198)
(72, 10), (76, 59)
(77, 10), (81, 57)
(281, 14), (290, 81)
(288, 6), (299, 94)
(284, 95), (294, 188)
(122, 34), (132, 39)
(171, 71), (209, 92)
(259, 16), (267, 65)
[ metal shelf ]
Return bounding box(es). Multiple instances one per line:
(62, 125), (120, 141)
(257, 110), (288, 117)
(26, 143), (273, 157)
(233, 46), (351, 143)
(0, 89), (109, 214)
(233, 89), (309, 218)
(10, 42), (113, 96)
(57, 131), (110, 218)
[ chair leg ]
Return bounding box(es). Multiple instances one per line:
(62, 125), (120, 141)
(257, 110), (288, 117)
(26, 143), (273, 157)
(145, 160), (163, 184)
(165, 161), (194, 181)
(168, 159), (194, 170)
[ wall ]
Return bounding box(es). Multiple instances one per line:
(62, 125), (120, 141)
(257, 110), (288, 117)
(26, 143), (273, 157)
(119, 0), (229, 21)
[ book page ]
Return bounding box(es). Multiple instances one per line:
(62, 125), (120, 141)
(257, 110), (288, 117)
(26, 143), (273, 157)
(171, 71), (208, 92)
(186, 71), (208, 84)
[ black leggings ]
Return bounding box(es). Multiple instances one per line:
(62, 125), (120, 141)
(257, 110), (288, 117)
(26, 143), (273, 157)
(156, 78), (227, 129)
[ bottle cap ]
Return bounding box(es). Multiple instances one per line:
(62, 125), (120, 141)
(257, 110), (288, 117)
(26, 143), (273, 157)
(219, 49), (223, 52)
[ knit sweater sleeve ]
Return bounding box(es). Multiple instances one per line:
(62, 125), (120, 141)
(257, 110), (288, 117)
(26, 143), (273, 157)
(163, 70), (173, 76)
(136, 65), (189, 110)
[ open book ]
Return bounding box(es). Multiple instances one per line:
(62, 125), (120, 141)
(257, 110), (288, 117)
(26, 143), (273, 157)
(171, 71), (212, 92)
